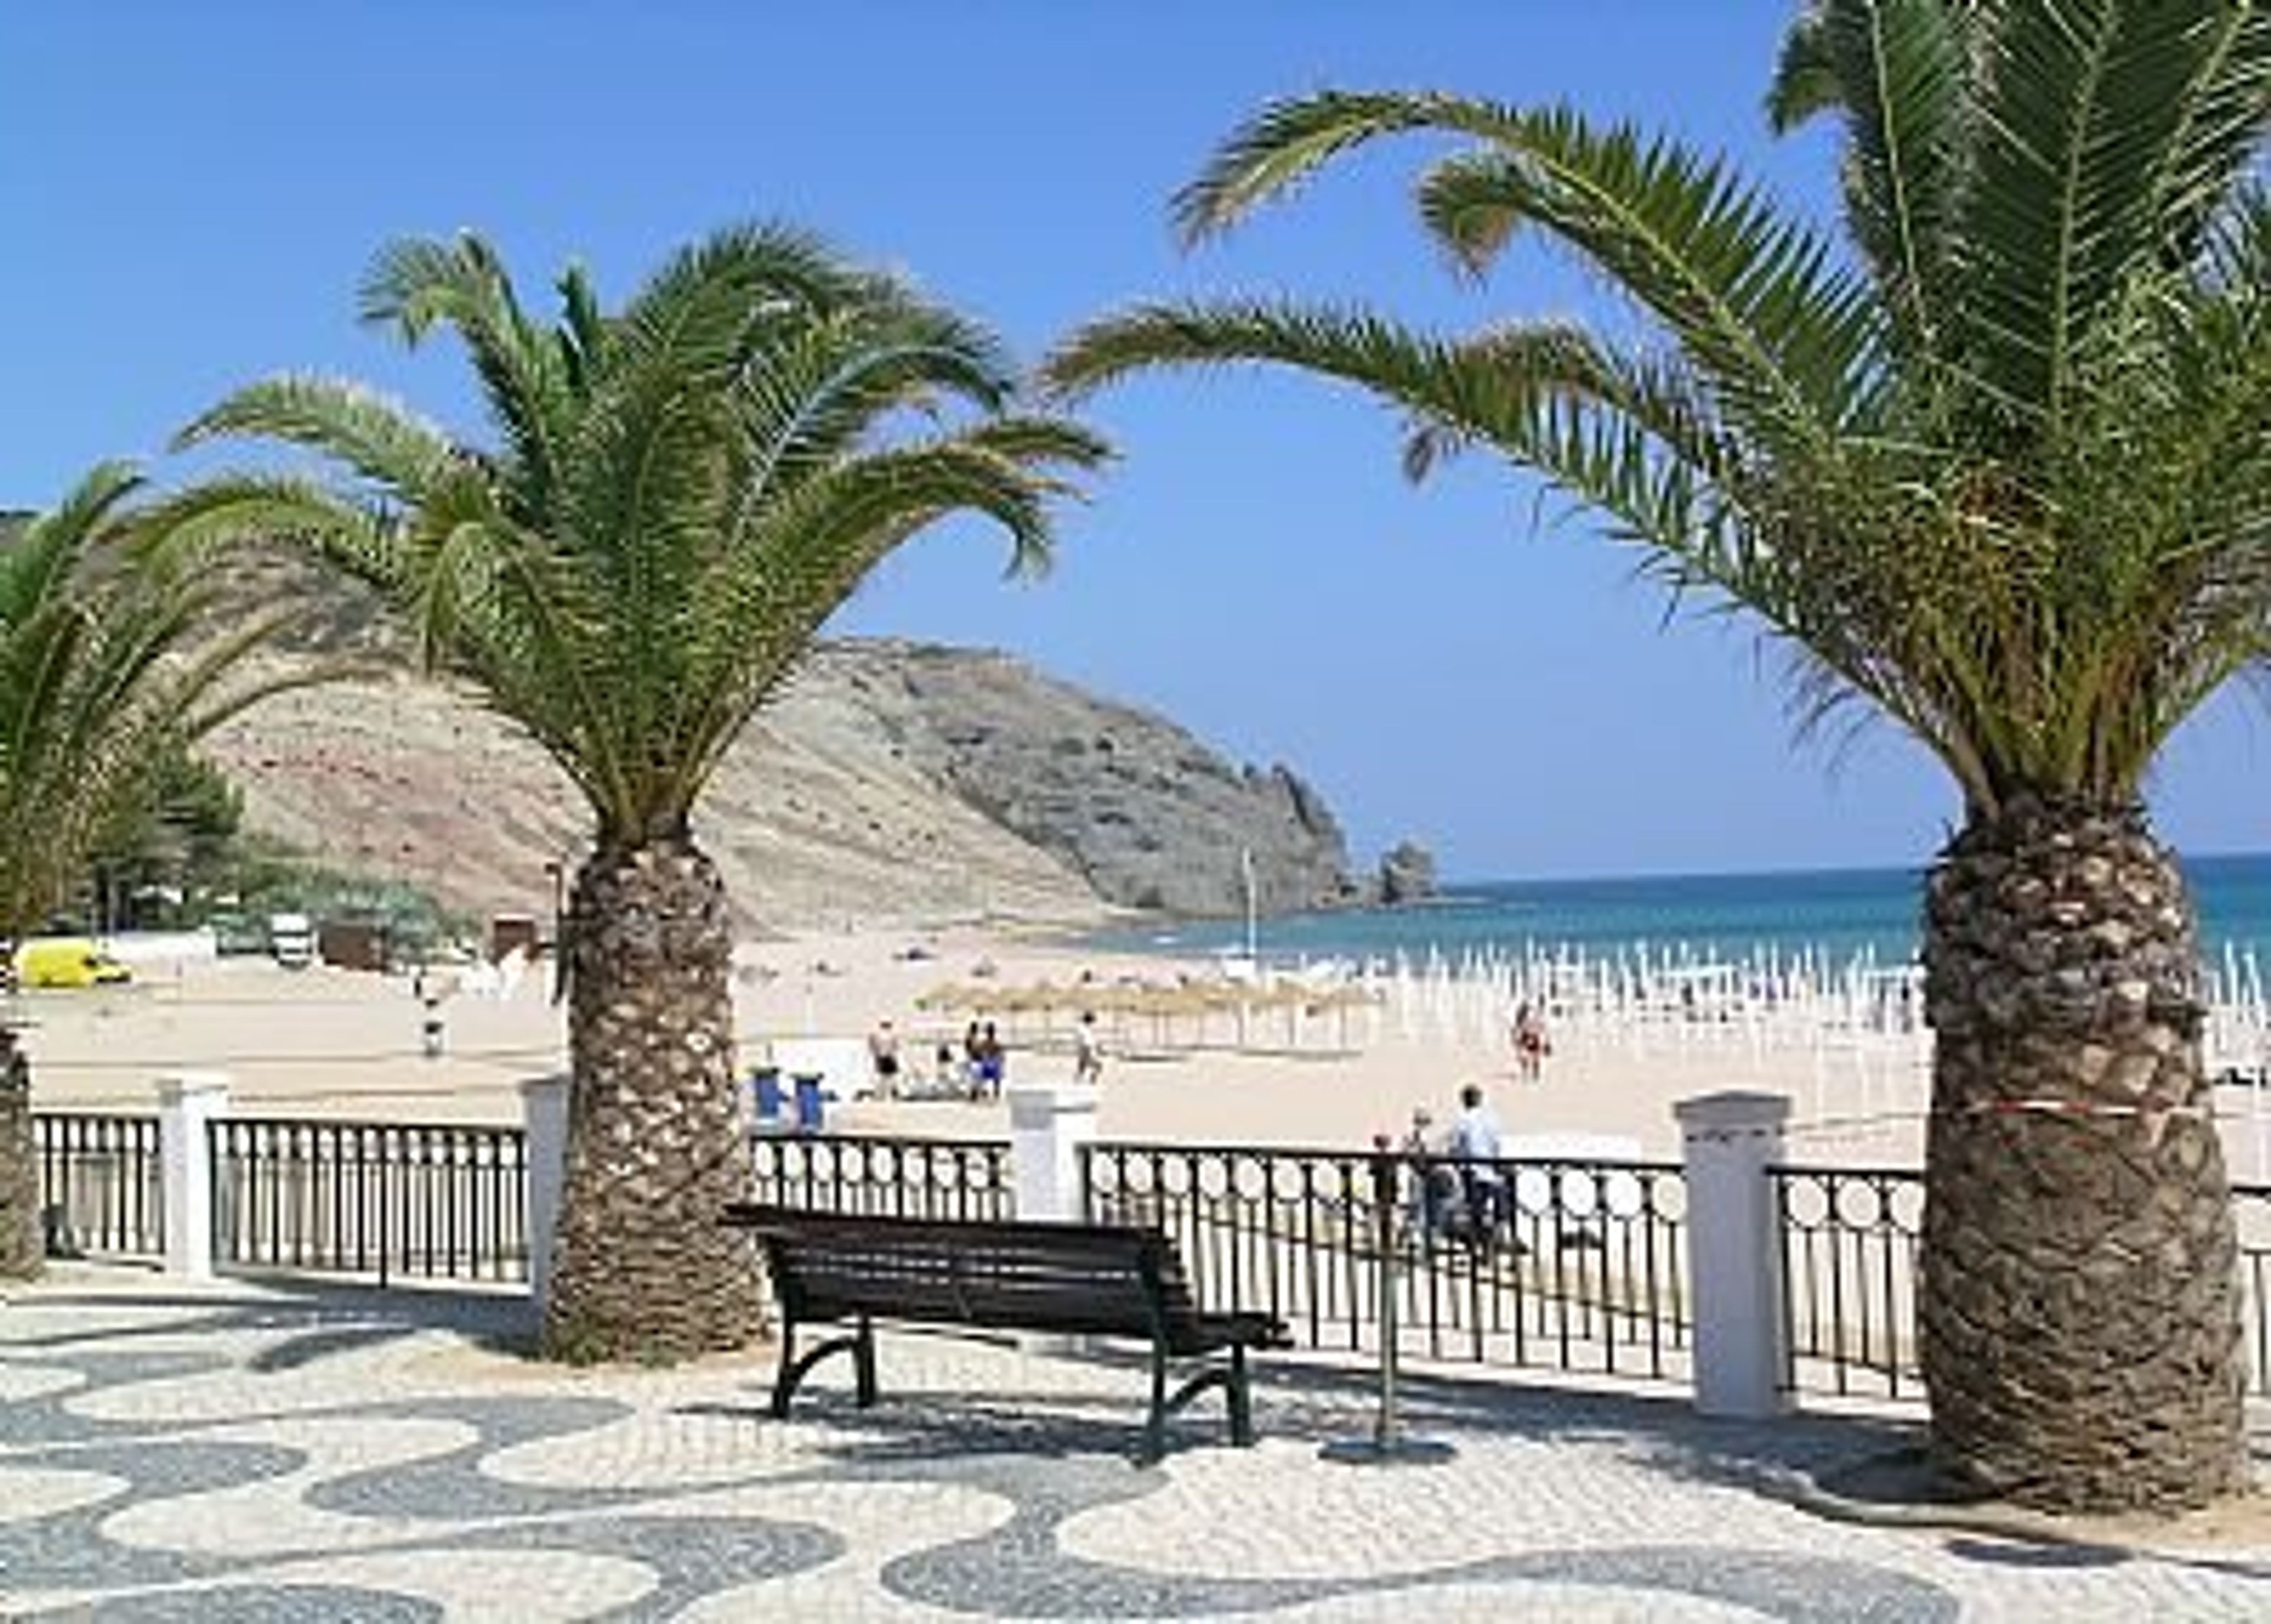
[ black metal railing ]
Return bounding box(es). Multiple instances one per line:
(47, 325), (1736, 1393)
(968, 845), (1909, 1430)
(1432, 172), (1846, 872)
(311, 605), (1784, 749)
(209, 1118), (528, 1284)
(1776, 1167), (2271, 1404)
(1080, 1141), (1690, 1382)
(748, 1133), (1014, 1221)
(34, 1111), (163, 1258)
(1772, 1164), (1924, 1399)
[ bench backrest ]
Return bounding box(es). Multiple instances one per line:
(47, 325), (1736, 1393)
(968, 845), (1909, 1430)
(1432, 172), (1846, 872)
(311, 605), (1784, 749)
(724, 1204), (1196, 1341)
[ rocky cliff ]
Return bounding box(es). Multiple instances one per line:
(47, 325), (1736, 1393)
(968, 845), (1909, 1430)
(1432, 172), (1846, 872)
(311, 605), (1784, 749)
(199, 638), (1388, 936)
(830, 642), (1366, 918)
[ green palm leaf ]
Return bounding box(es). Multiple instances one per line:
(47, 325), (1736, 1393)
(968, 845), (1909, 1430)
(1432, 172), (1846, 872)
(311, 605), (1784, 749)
(1047, 4), (2271, 810)
(0, 467), (303, 939)
(178, 221), (1105, 847)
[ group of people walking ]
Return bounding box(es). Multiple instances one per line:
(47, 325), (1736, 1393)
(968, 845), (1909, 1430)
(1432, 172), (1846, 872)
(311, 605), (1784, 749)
(1396, 1082), (1516, 1250)
(867, 1010), (1107, 1102)
(868, 1017), (1010, 1101)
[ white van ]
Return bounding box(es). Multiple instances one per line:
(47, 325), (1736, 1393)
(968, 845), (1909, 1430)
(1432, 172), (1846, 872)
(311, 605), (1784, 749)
(268, 913), (316, 969)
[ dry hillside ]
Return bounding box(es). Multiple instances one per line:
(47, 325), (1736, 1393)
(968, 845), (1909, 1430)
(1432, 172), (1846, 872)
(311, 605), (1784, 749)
(200, 638), (1377, 937)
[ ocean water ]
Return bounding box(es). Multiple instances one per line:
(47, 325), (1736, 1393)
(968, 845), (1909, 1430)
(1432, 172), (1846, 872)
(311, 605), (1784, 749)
(1094, 852), (2271, 972)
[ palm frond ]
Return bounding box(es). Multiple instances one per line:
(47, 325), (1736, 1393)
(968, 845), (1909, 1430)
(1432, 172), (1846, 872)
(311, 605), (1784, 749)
(1959, 0), (2271, 425)
(360, 232), (575, 513)
(0, 467), (287, 935)
(186, 222), (1106, 845)
(1767, 3), (1843, 131)
(1175, 90), (1877, 453)
(1763, 0), (1973, 370)
(176, 376), (455, 496)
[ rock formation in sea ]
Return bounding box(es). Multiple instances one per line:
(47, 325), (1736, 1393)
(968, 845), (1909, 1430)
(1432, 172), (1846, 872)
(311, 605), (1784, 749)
(1376, 840), (1439, 906)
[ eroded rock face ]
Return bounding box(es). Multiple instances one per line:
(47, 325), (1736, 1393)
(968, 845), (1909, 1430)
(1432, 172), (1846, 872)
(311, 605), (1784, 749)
(829, 642), (1364, 919)
(204, 638), (1380, 931)
(1920, 793), (2246, 1512)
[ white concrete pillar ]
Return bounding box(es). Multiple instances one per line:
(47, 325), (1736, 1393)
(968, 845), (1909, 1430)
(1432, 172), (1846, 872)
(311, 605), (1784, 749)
(1007, 1084), (1099, 1221)
(520, 1073), (571, 1310)
(157, 1072), (229, 1280)
(1675, 1089), (1793, 1419)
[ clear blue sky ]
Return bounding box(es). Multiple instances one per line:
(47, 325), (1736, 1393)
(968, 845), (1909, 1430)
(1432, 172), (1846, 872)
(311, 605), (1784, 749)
(7, 2), (2267, 883)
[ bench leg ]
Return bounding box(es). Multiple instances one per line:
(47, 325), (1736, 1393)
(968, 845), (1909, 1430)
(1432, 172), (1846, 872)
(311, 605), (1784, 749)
(853, 1313), (878, 1408)
(772, 1326), (868, 1418)
(1227, 1344), (1254, 1447)
(1141, 1340), (1169, 1464)
(769, 1322), (800, 1420)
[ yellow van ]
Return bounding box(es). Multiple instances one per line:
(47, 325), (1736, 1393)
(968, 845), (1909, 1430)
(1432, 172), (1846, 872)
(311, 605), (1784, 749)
(14, 939), (132, 989)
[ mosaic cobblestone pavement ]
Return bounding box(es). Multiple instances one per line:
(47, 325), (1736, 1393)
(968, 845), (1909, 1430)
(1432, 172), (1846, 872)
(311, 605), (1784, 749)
(4, 1267), (2269, 1620)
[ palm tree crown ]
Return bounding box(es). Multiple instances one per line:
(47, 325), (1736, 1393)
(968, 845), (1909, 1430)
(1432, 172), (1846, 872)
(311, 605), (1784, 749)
(1043, 0), (2271, 1511)
(173, 224), (1108, 846)
(1047, 1), (2271, 813)
(161, 223), (1107, 1360)
(0, 464), (287, 940)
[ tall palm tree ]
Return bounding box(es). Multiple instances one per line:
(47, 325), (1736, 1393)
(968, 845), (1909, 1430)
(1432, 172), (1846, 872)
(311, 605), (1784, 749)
(1046, 0), (2271, 1511)
(167, 225), (1107, 1361)
(1, 465), (289, 1275)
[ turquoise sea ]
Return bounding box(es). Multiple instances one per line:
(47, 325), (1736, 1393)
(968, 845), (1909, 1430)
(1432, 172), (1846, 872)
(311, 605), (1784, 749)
(1096, 852), (2271, 970)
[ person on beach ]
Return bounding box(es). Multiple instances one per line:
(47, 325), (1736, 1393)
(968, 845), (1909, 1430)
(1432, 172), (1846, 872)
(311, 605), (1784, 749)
(1447, 1082), (1507, 1243)
(973, 1021), (1007, 1099)
(963, 1021), (986, 1099)
(934, 1041), (957, 1095)
(1074, 1010), (1104, 1086)
(1512, 1002), (1550, 1081)
(419, 990), (446, 1059)
(868, 1018), (901, 1100)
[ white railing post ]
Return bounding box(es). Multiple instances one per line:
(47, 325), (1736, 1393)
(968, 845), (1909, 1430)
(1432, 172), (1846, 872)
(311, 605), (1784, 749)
(1675, 1089), (1793, 1419)
(157, 1072), (229, 1280)
(1007, 1084), (1099, 1221)
(519, 1073), (570, 1311)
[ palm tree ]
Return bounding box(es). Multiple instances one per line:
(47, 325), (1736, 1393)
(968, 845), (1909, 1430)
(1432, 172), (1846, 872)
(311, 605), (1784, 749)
(1, 465), (288, 1276)
(167, 225), (1107, 1361)
(1045, 0), (2271, 1510)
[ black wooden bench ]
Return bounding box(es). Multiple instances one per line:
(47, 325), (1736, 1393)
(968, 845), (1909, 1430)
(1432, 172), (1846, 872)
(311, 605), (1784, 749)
(720, 1203), (1290, 1460)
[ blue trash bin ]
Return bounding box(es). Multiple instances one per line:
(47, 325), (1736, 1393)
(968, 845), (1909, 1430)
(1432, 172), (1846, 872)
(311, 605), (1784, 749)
(751, 1066), (785, 1130)
(792, 1073), (826, 1134)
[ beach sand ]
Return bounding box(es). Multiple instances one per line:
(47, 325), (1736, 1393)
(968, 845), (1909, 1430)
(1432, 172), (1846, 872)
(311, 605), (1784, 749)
(7, 922), (1928, 1168)
(25, 921), (2271, 1182)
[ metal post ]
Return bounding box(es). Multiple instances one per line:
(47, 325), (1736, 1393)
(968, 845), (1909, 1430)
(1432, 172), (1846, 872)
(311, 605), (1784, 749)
(1320, 1146), (1455, 1466)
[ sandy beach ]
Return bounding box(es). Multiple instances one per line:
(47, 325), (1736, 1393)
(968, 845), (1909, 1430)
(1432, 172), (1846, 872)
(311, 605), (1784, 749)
(23, 920), (2271, 1183)
(5, 922), (1921, 1163)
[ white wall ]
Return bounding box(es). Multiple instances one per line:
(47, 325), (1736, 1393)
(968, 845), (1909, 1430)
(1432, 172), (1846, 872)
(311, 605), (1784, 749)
(96, 929), (220, 967)
(759, 1036), (872, 1099)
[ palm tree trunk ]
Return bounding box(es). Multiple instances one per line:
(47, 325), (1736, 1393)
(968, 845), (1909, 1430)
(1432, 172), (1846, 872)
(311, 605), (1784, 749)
(1, 1023), (41, 1278)
(1921, 794), (2248, 1512)
(540, 836), (764, 1361)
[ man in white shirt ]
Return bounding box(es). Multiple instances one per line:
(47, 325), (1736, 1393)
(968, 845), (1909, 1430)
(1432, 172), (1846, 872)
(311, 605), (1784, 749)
(1447, 1082), (1506, 1242)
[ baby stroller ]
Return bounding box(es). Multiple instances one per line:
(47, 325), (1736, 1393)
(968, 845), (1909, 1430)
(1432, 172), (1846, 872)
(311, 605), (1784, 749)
(1407, 1161), (1516, 1255)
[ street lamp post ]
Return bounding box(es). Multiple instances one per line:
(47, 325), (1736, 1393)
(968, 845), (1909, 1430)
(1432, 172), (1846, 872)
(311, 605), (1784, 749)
(1319, 1144), (1457, 1467)
(1241, 847), (1259, 968)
